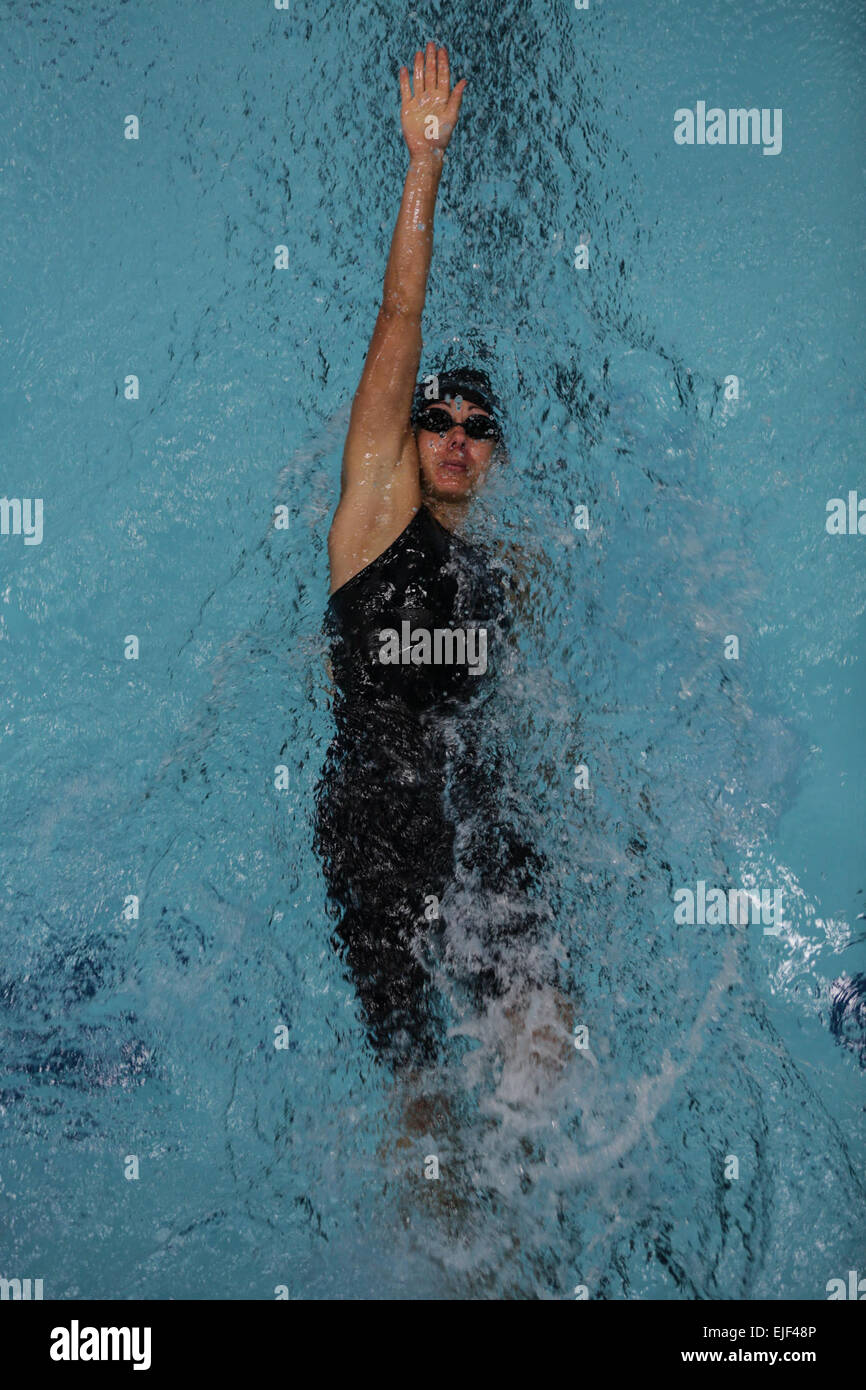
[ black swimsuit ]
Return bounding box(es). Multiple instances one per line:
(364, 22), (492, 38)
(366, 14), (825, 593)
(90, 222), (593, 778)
(314, 504), (549, 1066)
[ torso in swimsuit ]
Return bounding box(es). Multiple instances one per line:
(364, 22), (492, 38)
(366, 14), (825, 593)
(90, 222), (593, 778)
(314, 504), (547, 1066)
(326, 503), (508, 715)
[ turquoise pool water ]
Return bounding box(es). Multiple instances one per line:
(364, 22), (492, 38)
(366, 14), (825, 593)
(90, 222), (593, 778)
(1, 0), (863, 1298)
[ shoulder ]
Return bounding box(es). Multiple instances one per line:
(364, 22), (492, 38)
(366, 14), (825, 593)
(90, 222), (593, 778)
(491, 537), (531, 589)
(487, 536), (546, 626)
(327, 497), (425, 596)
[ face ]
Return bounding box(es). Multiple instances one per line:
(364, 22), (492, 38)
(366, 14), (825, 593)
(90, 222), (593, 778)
(415, 396), (498, 502)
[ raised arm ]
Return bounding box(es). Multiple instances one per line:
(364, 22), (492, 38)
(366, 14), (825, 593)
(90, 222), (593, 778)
(327, 42), (467, 594)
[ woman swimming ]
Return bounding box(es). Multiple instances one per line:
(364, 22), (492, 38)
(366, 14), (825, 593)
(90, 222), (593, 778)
(315, 43), (565, 1072)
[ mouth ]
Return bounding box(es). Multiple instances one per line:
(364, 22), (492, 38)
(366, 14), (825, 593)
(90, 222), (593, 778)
(439, 459), (469, 476)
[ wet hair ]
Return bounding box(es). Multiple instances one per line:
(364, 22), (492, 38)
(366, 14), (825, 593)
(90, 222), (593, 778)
(410, 365), (501, 427)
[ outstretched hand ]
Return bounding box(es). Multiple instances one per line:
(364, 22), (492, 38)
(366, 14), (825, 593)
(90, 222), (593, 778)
(399, 42), (467, 158)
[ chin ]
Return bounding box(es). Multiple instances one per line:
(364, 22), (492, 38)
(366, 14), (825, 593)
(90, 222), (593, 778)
(429, 467), (476, 499)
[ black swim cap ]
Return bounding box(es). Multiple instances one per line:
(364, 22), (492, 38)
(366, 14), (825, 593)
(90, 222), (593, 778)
(411, 366), (501, 426)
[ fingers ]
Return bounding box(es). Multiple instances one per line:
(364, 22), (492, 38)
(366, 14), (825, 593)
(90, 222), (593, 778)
(406, 43), (459, 100)
(437, 45), (450, 91)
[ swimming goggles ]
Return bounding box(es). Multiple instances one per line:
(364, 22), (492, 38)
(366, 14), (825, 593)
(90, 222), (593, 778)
(414, 406), (502, 441)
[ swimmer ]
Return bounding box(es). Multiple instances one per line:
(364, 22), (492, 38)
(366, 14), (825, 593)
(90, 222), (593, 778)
(314, 42), (571, 1078)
